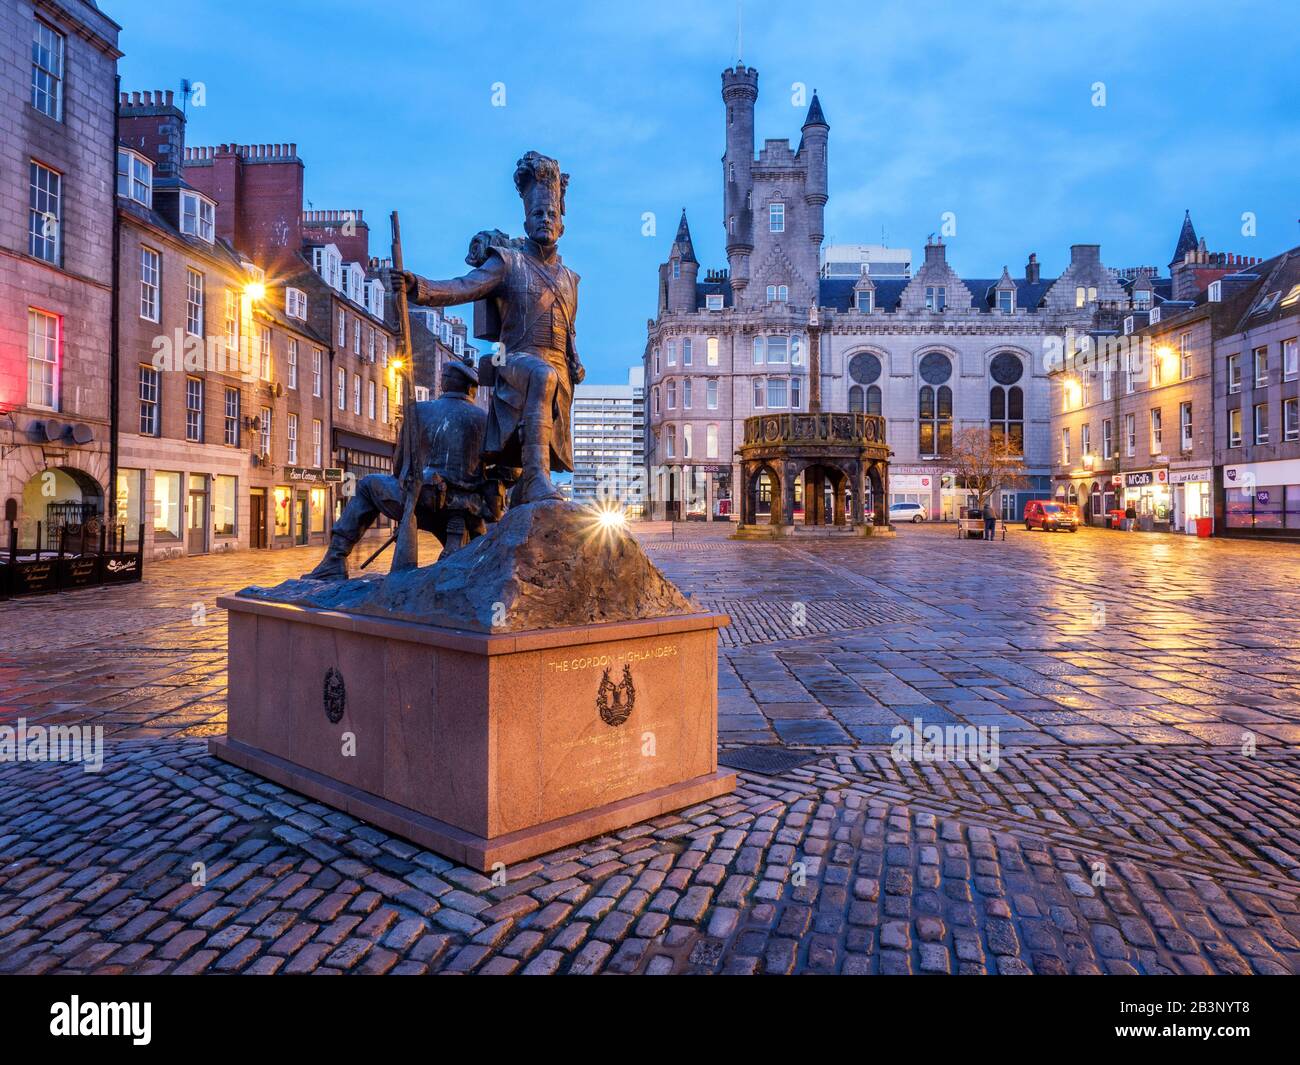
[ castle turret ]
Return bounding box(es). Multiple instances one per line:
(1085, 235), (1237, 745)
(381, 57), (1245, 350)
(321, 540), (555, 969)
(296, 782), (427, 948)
(799, 91), (829, 252)
(722, 64), (758, 298)
(664, 209), (700, 314)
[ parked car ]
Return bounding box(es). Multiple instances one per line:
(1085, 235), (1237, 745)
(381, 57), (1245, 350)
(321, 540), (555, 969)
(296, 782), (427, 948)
(1023, 500), (1078, 532)
(889, 501), (928, 524)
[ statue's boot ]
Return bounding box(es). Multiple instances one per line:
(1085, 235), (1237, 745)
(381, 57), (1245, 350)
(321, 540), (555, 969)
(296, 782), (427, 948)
(516, 442), (563, 503)
(439, 514), (469, 558)
(301, 532), (355, 581)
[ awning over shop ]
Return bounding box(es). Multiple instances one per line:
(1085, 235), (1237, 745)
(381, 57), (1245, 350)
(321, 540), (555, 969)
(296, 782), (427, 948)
(332, 429), (395, 459)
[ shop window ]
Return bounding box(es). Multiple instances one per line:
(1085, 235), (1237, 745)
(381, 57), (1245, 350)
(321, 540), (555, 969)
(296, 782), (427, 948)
(115, 468), (144, 544)
(311, 488), (326, 534)
(1286, 486), (1300, 529)
(154, 472), (182, 540)
(212, 475), (236, 537)
(273, 487), (292, 537)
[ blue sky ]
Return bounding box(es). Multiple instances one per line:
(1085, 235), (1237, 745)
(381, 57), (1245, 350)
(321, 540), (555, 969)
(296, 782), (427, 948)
(114, 0), (1300, 383)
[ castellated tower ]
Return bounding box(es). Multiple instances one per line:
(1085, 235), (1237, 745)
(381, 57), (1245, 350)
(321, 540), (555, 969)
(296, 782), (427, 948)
(799, 93), (829, 254)
(720, 64), (828, 313)
(722, 64), (758, 300)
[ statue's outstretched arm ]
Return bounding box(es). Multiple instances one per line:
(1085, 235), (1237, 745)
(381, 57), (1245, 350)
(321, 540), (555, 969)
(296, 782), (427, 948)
(406, 257), (505, 308)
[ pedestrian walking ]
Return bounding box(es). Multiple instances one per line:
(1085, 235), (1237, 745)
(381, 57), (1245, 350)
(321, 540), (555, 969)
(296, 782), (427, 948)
(1125, 503), (1137, 532)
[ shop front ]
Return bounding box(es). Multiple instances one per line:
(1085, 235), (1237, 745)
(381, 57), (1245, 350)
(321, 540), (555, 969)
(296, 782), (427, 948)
(1221, 458), (1300, 539)
(891, 468), (937, 518)
(1169, 468), (1212, 535)
(1121, 468), (1171, 530)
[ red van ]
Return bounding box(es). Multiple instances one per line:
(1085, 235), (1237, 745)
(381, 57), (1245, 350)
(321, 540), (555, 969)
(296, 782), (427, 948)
(1024, 500), (1078, 532)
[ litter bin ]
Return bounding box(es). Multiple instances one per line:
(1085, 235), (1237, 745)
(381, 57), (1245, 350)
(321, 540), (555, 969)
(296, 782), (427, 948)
(1195, 516), (1212, 538)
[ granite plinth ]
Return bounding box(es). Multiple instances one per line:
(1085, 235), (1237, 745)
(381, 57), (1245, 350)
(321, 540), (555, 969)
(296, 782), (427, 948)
(210, 595), (734, 871)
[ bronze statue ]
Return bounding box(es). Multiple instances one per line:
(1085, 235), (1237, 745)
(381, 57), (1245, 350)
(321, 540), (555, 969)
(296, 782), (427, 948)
(303, 360), (502, 580)
(389, 151), (584, 505)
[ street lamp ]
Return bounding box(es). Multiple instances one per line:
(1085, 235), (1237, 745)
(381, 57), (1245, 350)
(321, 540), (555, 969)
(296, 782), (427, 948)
(243, 280), (266, 302)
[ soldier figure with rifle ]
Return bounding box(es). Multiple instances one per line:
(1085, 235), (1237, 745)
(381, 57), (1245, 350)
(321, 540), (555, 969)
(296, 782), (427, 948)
(301, 358), (504, 581)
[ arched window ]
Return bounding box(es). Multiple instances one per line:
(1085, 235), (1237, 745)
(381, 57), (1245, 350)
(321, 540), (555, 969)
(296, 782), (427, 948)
(866, 385), (882, 415)
(849, 385), (864, 412)
(919, 385), (953, 456)
(989, 353), (1025, 453)
(918, 353), (953, 457)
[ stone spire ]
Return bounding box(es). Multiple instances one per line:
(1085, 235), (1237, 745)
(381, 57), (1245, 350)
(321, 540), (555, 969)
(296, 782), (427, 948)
(802, 91), (828, 130)
(671, 208), (697, 264)
(1170, 209), (1198, 267)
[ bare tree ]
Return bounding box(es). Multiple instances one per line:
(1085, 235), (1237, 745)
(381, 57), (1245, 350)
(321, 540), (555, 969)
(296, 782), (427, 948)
(949, 428), (1030, 511)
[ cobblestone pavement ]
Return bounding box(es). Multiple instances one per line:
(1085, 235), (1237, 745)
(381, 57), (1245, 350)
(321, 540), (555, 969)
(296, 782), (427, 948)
(2, 524), (1299, 974)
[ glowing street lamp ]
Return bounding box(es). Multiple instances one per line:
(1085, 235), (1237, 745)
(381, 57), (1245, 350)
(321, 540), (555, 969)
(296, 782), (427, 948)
(243, 280), (266, 302)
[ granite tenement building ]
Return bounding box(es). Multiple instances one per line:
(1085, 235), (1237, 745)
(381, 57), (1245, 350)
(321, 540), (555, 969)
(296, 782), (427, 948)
(1, 0), (120, 550)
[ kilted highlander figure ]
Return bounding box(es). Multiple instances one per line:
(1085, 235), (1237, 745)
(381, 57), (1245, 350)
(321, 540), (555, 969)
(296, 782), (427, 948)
(388, 151), (584, 504)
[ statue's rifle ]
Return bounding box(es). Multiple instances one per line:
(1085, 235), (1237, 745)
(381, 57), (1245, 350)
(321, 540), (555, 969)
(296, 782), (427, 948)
(389, 210), (420, 571)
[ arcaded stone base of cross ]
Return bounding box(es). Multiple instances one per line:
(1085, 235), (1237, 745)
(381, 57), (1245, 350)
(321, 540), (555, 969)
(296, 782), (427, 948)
(210, 596), (734, 871)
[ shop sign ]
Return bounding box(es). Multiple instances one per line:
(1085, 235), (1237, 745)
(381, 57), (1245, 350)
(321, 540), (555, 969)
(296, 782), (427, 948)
(892, 475), (933, 492)
(286, 467), (324, 483)
(1124, 469), (1168, 488)
(323, 468), (344, 482)
(1257, 490), (1271, 505)
(1168, 469), (1210, 484)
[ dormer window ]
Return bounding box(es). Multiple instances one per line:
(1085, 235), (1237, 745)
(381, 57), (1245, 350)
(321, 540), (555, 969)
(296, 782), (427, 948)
(766, 284), (788, 303)
(706, 294), (723, 311)
(769, 203), (785, 233)
(1150, 306), (1162, 323)
(997, 289), (1013, 314)
(1123, 316), (1134, 335)
(180, 191), (215, 242)
(116, 149), (152, 207)
(453, 334), (464, 356)
(856, 290), (873, 313)
(1134, 288), (1151, 308)
(925, 286), (946, 311)
(344, 264), (365, 305)
(312, 245), (343, 290)
(366, 279), (385, 318)
(286, 287), (307, 320)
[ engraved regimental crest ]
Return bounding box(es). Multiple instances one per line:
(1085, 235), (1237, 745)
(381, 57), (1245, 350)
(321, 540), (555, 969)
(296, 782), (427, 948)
(596, 665), (635, 727)
(323, 667), (346, 724)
